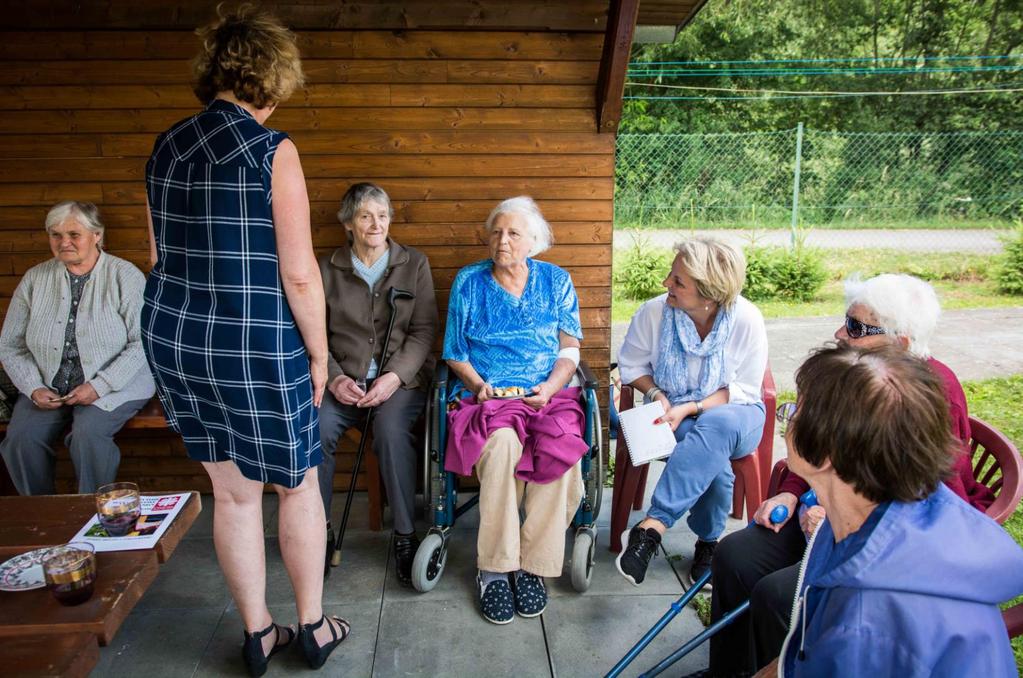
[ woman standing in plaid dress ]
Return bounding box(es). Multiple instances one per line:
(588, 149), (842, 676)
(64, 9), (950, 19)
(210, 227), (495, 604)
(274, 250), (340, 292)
(142, 7), (348, 675)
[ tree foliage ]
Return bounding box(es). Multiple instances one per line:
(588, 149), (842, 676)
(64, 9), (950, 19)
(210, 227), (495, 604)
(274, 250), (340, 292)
(623, 0), (1023, 134)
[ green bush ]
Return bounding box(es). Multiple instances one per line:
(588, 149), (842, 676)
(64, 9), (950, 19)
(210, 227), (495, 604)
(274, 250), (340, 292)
(614, 238), (674, 300)
(742, 241), (827, 302)
(742, 246), (777, 301)
(769, 241), (828, 301)
(996, 223), (1023, 295)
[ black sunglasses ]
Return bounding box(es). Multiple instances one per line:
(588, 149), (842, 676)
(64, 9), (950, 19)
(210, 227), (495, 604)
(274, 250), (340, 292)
(844, 314), (887, 340)
(776, 401), (797, 435)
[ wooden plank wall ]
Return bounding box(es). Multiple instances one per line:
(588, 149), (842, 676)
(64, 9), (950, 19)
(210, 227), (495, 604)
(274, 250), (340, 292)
(0, 1), (614, 494)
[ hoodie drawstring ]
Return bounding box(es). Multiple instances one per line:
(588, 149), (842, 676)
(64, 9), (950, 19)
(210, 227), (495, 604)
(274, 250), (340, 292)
(798, 589), (809, 661)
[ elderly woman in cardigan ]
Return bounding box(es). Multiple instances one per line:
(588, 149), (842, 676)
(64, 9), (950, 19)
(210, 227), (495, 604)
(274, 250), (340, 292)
(443, 196), (586, 624)
(0, 201), (155, 495)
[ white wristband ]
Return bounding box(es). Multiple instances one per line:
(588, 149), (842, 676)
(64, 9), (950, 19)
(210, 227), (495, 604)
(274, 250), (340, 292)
(557, 346), (580, 368)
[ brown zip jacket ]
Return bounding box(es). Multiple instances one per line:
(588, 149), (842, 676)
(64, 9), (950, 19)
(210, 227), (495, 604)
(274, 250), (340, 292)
(319, 238), (438, 391)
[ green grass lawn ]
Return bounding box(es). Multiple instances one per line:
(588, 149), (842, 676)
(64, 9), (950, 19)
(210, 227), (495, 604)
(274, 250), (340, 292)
(612, 247), (1020, 323)
(964, 375), (1023, 667)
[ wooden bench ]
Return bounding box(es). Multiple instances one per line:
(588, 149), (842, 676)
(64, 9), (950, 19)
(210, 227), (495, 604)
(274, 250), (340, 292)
(0, 397), (386, 530)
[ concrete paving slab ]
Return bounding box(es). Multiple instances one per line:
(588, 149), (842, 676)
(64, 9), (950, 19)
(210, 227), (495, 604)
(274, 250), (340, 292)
(194, 602), (378, 678)
(260, 531), (391, 607)
(372, 597), (549, 677)
(548, 528), (684, 599)
(95, 606), (224, 677)
(544, 593), (709, 678)
(135, 537), (231, 611)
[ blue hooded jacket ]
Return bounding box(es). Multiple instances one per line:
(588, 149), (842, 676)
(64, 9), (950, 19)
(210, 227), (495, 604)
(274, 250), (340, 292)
(781, 484), (1023, 677)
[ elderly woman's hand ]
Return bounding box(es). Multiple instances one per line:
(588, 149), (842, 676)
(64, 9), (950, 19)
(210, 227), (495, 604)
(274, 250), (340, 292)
(800, 504), (826, 538)
(30, 387), (64, 410)
(523, 381), (556, 410)
(753, 492), (799, 532)
(63, 383), (99, 406)
(474, 381), (495, 403)
(330, 375), (366, 406)
(357, 372), (400, 408)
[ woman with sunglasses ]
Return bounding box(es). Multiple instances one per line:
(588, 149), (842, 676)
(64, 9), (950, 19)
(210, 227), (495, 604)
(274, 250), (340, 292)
(766, 345), (1022, 676)
(692, 273), (995, 678)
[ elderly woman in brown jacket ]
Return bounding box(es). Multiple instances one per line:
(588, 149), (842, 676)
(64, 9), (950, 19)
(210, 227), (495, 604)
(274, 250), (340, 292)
(317, 182), (438, 585)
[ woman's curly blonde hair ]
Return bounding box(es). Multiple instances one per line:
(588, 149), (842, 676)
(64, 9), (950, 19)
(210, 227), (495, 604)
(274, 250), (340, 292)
(191, 4), (305, 108)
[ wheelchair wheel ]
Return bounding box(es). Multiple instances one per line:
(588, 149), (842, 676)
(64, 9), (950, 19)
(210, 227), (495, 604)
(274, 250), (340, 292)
(570, 527), (596, 593)
(412, 532), (447, 592)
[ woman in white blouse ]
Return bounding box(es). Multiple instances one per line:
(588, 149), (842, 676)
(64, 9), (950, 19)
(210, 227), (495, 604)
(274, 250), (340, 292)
(615, 236), (768, 589)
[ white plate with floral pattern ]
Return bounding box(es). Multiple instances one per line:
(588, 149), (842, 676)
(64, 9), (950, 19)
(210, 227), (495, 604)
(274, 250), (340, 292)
(0, 547), (52, 591)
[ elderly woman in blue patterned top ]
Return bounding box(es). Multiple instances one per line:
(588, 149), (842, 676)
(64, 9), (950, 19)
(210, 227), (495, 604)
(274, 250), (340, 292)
(0, 201), (155, 495)
(443, 196), (584, 624)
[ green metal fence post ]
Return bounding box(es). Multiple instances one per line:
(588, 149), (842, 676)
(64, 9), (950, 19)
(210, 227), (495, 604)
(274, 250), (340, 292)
(790, 122), (804, 247)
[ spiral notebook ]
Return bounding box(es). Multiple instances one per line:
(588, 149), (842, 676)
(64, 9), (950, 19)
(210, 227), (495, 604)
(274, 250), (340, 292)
(618, 400), (677, 466)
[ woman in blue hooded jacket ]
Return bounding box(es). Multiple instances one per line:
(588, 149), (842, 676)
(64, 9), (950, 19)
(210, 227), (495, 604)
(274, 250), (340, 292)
(768, 344), (1023, 677)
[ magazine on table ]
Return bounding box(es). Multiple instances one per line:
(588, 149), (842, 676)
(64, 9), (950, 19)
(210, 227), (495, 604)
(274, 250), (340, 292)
(70, 493), (191, 552)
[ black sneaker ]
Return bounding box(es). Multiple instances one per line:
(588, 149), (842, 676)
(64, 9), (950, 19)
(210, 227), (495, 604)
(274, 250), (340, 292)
(616, 525), (661, 586)
(477, 572), (515, 625)
(393, 532), (419, 588)
(324, 524), (335, 579)
(688, 539), (717, 589)
(512, 571), (547, 617)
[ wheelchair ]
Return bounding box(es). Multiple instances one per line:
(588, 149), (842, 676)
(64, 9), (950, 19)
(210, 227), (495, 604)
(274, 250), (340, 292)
(410, 361), (604, 593)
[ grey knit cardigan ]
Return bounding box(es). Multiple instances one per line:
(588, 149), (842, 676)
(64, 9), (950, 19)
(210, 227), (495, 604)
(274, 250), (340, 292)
(0, 251), (156, 411)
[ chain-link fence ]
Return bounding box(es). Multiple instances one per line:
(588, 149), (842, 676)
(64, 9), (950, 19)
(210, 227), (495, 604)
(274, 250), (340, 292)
(616, 127), (1023, 253)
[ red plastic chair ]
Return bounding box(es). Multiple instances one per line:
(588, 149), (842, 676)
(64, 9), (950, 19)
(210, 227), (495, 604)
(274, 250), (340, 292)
(609, 365), (777, 553)
(766, 417), (1023, 638)
(767, 415), (1022, 526)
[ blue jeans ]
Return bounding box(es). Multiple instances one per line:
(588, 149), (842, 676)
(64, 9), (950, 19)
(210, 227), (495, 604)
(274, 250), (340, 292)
(647, 402), (766, 542)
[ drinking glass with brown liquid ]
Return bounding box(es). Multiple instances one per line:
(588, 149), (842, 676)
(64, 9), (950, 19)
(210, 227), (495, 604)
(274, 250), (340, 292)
(95, 482), (141, 537)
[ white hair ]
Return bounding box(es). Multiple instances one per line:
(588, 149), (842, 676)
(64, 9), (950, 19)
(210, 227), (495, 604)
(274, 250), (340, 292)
(844, 273), (941, 358)
(45, 200), (105, 242)
(485, 196), (553, 257)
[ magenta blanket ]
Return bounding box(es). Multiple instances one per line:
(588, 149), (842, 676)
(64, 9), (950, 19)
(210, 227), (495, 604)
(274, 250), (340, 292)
(444, 387), (589, 484)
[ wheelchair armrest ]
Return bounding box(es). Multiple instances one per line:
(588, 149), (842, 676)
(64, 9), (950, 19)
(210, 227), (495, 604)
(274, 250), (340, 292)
(576, 360), (598, 391)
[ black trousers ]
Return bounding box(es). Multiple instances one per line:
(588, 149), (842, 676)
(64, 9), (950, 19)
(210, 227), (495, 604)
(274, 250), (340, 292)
(709, 517), (806, 675)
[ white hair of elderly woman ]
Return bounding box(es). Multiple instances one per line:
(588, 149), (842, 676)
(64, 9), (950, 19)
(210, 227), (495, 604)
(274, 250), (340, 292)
(45, 200), (105, 240)
(844, 273), (940, 358)
(485, 196), (553, 257)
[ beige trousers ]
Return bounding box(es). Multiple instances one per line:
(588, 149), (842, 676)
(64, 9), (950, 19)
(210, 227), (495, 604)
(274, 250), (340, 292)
(475, 428), (584, 577)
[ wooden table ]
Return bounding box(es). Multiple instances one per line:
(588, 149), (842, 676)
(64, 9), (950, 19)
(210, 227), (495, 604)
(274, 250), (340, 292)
(1, 632), (100, 678)
(0, 492), (201, 563)
(0, 492), (201, 654)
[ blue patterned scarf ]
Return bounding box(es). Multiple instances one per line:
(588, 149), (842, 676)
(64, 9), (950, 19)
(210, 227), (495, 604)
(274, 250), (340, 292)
(653, 302), (734, 405)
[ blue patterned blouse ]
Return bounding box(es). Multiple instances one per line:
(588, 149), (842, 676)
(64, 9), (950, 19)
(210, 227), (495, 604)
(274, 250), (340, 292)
(442, 258), (582, 399)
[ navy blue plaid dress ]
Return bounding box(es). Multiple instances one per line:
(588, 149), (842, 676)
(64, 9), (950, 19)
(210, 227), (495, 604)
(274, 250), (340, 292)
(142, 99), (321, 487)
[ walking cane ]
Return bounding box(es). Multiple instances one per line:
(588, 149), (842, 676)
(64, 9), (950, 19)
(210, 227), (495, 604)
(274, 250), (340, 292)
(605, 505), (791, 678)
(331, 287), (415, 567)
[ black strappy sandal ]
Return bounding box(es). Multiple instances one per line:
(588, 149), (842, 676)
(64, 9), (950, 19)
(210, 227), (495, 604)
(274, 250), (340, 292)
(242, 621), (295, 677)
(299, 614), (351, 669)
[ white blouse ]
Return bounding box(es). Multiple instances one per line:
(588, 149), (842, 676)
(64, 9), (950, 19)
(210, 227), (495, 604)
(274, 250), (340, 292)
(618, 294), (768, 406)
